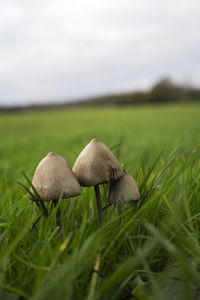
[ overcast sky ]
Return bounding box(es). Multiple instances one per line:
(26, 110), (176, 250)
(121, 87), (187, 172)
(0, 0), (200, 106)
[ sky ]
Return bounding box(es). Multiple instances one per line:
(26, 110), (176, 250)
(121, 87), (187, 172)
(0, 0), (200, 106)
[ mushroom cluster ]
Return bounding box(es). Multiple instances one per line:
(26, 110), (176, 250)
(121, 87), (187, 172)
(30, 138), (140, 229)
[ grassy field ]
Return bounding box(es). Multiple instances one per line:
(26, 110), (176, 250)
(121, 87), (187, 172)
(0, 103), (200, 300)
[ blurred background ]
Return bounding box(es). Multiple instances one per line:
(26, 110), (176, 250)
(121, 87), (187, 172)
(0, 0), (200, 108)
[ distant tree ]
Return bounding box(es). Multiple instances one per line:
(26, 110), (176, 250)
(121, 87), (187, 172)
(149, 77), (183, 103)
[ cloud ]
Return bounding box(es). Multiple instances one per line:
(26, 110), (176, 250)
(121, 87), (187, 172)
(0, 0), (200, 105)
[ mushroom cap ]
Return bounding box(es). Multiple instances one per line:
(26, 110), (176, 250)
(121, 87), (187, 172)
(30, 152), (81, 201)
(107, 172), (140, 204)
(72, 138), (123, 187)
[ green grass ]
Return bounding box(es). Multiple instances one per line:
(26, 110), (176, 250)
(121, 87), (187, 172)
(0, 103), (200, 300)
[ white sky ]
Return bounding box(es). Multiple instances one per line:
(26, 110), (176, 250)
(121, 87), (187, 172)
(0, 0), (200, 106)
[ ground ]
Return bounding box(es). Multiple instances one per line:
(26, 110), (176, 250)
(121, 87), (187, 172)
(0, 103), (200, 299)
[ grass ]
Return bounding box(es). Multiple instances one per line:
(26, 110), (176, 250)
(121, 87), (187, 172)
(0, 103), (200, 299)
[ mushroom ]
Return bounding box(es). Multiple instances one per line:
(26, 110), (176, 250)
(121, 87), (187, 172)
(31, 152), (81, 229)
(107, 171), (140, 223)
(73, 138), (123, 226)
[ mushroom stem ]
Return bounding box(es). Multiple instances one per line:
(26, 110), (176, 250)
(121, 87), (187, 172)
(53, 200), (63, 230)
(31, 214), (42, 232)
(102, 203), (112, 211)
(117, 204), (122, 225)
(94, 185), (103, 227)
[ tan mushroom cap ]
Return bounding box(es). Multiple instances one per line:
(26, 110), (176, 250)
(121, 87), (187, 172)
(31, 152), (81, 201)
(72, 138), (124, 187)
(107, 172), (140, 204)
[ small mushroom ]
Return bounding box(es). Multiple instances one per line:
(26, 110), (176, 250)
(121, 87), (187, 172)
(31, 152), (81, 229)
(73, 138), (123, 226)
(107, 172), (140, 223)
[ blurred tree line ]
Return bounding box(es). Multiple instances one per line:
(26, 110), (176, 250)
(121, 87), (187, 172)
(82, 78), (200, 106)
(1, 78), (200, 112)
